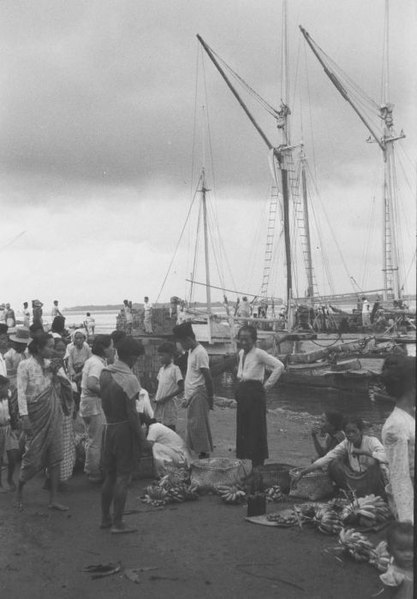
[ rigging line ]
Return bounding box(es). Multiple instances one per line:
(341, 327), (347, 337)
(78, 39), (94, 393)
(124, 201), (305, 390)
(189, 198), (203, 304)
(190, 45), (201, 198)
(210, 47), (279, 118)
(311, 37), (379, 111)
(155, 180), (201, 305)
(209, 199), (238, 292)
(306, 162), (354, 292)
(303, 43), (318, 183)
(401, 250), (416, 289)
(0, 230), (26, 252)
(291, 35), (302, 126)
(201, 54), (217, 194)
(361, 195), (377, 288)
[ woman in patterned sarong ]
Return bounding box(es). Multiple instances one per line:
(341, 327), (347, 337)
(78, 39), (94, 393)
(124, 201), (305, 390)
(16, 333), (71, 511)
(54, 338), (76, 483)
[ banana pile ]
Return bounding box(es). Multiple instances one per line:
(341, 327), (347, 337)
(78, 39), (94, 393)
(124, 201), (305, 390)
(340, 494), (392, 527)
(337, 528), (375, 562)
(265, 485), (285, 503)
(266, 509), (298, 526)
(369, 541), (390, 573)
(314, 505), (343, 535)
(216, 484), (246, 505)
(141, 484), (169, 507)
(165, 483), (199, 503)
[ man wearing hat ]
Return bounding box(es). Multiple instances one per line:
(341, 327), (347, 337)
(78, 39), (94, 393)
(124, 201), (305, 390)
(5, 328), (30, 388)
(173, 322), (213, 459)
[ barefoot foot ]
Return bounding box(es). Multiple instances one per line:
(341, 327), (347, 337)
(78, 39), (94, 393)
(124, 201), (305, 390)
(48, 502), (69, 512)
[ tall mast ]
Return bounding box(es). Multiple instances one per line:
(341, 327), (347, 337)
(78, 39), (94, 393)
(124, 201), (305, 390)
(200, 168), (212, 341)
(197, 33), (293, 310)
(300, 19), (405, 301)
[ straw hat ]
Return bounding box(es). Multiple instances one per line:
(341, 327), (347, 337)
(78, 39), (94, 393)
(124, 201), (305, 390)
(9, 327), (30, 345)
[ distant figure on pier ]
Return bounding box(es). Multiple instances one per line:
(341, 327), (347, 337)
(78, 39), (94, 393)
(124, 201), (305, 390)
(122, 299), (133, 335)
(362, 297), (371, 327)
(32, 300), (43, 327)
(143, 297), (153, 334)
(83, 312), (95, 339)
(22, 302), (31, 327)
(5, 304), (16, 328)
(238, 297), (252, 320)
(51, 300), (62, 319)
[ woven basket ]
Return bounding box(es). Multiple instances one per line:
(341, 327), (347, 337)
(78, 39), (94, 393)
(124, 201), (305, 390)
(289, 467), (334, 501)
(258, 463), (295, 494)
(190, 458), (251, 493)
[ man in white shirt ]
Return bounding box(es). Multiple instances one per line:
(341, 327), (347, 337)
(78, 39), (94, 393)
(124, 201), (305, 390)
(173, 322), (213, 459)
(0, 324), (9, 377)
(51, 300), (62, 319)
(22, 302), (31, 327)
(143, 297), (153, 334)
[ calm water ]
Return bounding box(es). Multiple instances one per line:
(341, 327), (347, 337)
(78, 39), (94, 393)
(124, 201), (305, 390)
(63, 309), (394, 426)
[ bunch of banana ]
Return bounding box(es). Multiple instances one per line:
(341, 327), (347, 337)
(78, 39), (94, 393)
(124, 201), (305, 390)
(314, 506), (342, 535)
(159, 468), (190, 489)
(338, 528), (375, 562)
(266, 509), (298, 526)
(182, 483), (199, 501)
(265, 485), (285, 503)
(327, 497), (349, 512)
(340, 494), (392, 526)
(141, 484), (169, 507)
(369, 541), (390, 573)
(216, 484), (246, 505)
(166, 484), (187, 503)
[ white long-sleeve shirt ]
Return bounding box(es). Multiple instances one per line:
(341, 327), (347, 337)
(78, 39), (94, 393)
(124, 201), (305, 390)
(313, 435), (387, 473)
(237, 347), (284, 390)
(382, 407), (415, 523)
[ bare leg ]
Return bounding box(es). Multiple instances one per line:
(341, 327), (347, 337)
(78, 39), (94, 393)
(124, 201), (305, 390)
(16, 479), (25, 510)
(7, 449), (18, 491)
(111, 475), (136, 534)
(48, 464), (69, 511)
(0, 458), (7, 493)
(101, 471), (116, 528)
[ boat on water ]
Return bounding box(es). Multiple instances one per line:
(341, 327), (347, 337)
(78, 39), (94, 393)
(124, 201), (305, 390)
(116, 1), (415, 394)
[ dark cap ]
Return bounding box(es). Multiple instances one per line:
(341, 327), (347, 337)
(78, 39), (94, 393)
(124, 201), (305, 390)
(117, 337), (144, 360)
(173, 322), (195, 339)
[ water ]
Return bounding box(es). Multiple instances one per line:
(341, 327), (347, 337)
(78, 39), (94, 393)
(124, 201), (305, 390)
(215, 372), (394, 428)
(63, 308), (394, 426)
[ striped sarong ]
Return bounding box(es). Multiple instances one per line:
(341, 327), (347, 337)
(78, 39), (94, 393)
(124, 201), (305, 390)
(19, 382), (63, 482)
(186, 386), (213, 454)
(60, 412), (76, 481)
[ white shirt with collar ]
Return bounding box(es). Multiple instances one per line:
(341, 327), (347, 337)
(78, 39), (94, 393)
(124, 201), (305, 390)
(237, 346), (284, 390)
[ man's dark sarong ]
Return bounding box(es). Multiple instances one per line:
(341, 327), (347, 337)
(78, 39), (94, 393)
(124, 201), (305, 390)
(235, 380), (268, 465)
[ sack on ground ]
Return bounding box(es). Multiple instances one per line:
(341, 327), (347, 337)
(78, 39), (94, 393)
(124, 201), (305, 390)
(190, 458), (251, 493)
(289, 468), (334, 501)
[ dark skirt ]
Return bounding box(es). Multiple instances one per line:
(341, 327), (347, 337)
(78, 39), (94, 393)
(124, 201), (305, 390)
(235, 380), (268, 465)
(328, 458), (386, 498)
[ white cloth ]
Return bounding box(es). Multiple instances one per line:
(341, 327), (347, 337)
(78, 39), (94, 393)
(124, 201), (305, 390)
(135, 388), (154, 418)
(147, 422), (191, 474)
(0, 398), (10, 426)
(155, 363), (183, 402)
(184, 344), (209, 399)
(382, 407), (415, 523)
(80, 355), (106, 417)
(313, 435), (387, 473)
(23, 309), (31, 327)
(237, 347), (284, 390)
(0, 354), (7, 377)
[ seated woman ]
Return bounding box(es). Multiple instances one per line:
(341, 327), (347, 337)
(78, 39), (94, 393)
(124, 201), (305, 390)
(311, 411), (345, 458)
(298, 417), (388, 497)
(140, 415), (191, 476)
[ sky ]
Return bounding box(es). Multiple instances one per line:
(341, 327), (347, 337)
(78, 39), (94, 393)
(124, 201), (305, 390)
(1, 0), (416, 310)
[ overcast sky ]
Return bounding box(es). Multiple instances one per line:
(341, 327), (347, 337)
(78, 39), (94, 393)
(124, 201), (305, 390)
(1, 0), (416, 310)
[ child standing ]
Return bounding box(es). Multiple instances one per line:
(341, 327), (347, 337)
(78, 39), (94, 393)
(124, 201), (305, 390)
(0, 375), (18, 492)
(154, 343), (184, 431)
(380, 521), (414, 598)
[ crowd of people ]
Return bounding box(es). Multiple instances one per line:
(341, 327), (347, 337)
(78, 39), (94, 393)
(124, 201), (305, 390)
(0, 314), (414, 590)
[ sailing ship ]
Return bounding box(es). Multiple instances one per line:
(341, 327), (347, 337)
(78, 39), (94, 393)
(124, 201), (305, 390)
(194, 0), (415, 393)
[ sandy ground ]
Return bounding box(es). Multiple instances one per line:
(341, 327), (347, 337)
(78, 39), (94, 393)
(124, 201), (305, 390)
(0, 404), (387, 599)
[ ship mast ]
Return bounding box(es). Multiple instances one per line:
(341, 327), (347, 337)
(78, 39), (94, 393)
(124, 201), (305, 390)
(196, 34), (293, 311)
(300, 4), (405, 301)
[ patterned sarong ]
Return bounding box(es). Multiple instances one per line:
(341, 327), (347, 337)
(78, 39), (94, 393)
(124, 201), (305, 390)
(186, 386), (213, 454)
(19, 382), (63, 482)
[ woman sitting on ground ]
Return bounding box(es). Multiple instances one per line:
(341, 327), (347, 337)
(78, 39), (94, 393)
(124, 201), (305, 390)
(297, 417), (388, 497)
(311, 411), (345, 458)
(140, 414), (191, 476)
